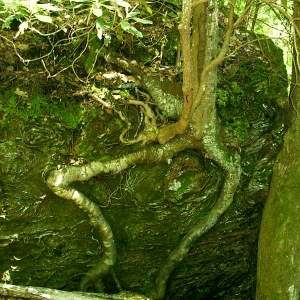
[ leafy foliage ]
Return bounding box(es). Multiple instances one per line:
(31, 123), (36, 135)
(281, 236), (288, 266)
(0, 0), (152, 41)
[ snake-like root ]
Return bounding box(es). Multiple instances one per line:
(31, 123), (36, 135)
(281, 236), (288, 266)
(46, 137), (194, 292)
(46, 169), (116, 291)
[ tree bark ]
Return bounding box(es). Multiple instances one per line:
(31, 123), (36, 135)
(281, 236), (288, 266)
(256, 113), (300, 300)
(256, 1), (300, 298)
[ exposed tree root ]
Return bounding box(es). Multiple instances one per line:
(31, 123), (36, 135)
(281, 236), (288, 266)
(149, 114), (241, 300)
(89, 86), (159, 145)
(45, 1), (242, 298)
(46, 137), (195, 292)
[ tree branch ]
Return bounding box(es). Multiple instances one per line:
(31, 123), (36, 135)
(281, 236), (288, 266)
(191, 0), (236, 116)
(0, 284), (151, 300)
(156, 0), (194, 144)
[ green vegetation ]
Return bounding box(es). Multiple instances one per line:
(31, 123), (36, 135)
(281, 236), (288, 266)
(0, 0), (153, 41)
(217, 35), (287, 144)
(0, 0), (294, 299)
(0, 88), (98, 130)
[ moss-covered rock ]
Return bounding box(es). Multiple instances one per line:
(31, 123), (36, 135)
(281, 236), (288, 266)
(0, 25), (288, 300)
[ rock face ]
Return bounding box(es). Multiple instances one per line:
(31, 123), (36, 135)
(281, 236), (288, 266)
(0, 29), (288, 299)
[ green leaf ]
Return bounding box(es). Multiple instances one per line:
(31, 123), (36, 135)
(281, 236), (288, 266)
(101, 4), (118, 10)
(126, 11), (139, 18)
(115, 0), (131, 8)
(35, 14), (52, 23)
(1, 12), (25, 29)
(128, 26), (143, 38)
(120, 20), (130, 30)
(96, 17), (105, 27)
(145, 5), (152, 14)
(2, 15), (17, 29)
(93, 8), (103, 17)
(167, 11), (180, 18)
(74, 4), (85, 9)
(37, 4), (64, 11)
(132, 17), (152, 24)
(105, 20), (115, 27)
(70, 0), (92, 9)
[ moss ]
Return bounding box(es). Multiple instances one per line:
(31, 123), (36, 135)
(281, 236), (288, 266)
(216, 34), (288, 144)
(0, 88), (98, 131)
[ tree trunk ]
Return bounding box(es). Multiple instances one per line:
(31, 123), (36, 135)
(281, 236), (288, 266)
(256, 1), (300, 298)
